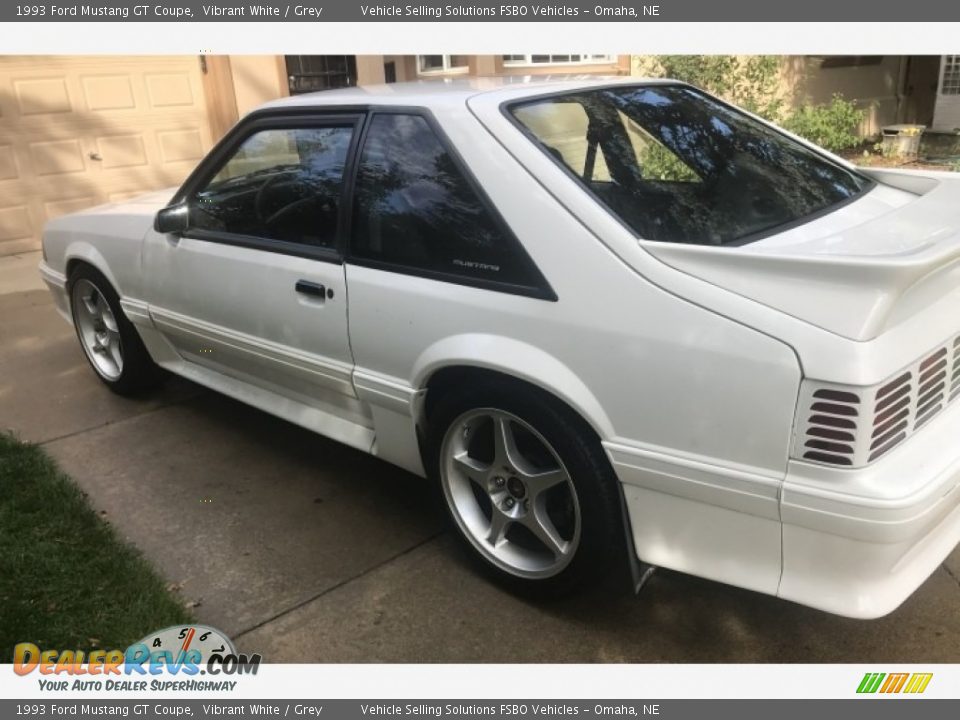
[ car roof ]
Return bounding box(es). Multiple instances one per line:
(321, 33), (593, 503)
(256, 75), (678, 113)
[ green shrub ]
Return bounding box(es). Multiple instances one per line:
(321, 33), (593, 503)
(781, 94), (864, 152)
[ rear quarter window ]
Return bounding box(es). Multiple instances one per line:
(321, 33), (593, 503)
(350, 112), (551, 295)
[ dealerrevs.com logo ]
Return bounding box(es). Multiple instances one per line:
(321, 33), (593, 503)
(857, 672), (933, 695)
(13, 625), (261, 692)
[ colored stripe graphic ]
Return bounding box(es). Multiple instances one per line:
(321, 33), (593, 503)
(904, 673), (933, 694)
(857, 673), (886, 694)
(880, 673), (909, 693)
(857, 672), (932, 694)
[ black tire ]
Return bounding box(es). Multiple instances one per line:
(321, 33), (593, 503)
(67, 264), (163, 396)
(428, 378), (623, 598)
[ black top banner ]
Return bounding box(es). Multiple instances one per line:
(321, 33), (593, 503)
(1, 701), (959, 719)
(4, 0), (960, 22)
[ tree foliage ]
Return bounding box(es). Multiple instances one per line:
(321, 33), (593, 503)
(635, 56), (867, 152)
(648, 55), (784, 121)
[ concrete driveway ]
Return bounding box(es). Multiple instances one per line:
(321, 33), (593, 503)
(3, 250), (960, 663)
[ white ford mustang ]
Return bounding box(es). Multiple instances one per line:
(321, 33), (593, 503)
(39, 77), (960, 618)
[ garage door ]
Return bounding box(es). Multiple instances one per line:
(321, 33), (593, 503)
(0, 56), (214, 256)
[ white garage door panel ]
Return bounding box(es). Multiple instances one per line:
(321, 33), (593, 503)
(0, 56), (213, 256)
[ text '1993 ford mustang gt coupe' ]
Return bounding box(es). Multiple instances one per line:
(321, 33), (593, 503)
(39, 78), (960, 618)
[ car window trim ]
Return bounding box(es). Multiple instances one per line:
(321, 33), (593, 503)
(342, 106), (558, 302)
(184, 228), (344, 264)
(170, 112), (365, 264)
(500, 82), (877, 248)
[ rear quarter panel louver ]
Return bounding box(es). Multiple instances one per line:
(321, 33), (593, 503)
(794, 335), (960, 468)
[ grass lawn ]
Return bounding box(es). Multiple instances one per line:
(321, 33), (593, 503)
(0, 432), (191, 661)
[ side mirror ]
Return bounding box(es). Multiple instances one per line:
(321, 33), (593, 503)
(154, 203), (189, 235)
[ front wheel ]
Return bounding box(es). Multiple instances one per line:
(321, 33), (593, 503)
(68, 265), (162, 395)
(430, 382), (623, 597)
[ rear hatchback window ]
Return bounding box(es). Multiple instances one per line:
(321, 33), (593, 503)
(509, 85), (872, 246)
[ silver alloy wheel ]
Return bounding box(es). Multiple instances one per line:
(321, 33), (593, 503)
(440, 408), (581, 579)
(72, 278), (123, 381)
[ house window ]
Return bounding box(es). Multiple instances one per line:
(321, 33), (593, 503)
(285, 56), (357, 94)
(417, 55), (469, 74)
(942, 56), (960, 95)
(502, 55), (616, 67)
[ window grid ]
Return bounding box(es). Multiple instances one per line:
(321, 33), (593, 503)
(417, 55), (469, 74)
(942, 56), (960, 95)
(285, 55), (356, 94)
(502, 54), (616, 67)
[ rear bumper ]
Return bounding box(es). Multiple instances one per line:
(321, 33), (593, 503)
(611, 399), (960, 619)
(779, 399), (960, 618)
(39, 261), (70, 322)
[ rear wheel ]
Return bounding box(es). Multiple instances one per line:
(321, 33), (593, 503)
(68, 265), (162, 395)
(430, 381), (622, 597)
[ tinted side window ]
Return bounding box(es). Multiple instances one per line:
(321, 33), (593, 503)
(189, 125), (353, 249)
(351, 113), (541, 288)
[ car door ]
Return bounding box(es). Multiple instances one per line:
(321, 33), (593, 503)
(142, 113), (370, 431)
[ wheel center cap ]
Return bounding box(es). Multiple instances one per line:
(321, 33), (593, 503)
(506, 476), (526, 499)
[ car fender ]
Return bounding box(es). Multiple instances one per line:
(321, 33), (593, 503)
(412, 333), (616, 440)
(63, 241), (123, 291)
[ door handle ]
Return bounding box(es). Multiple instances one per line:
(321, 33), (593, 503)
(295, 280), (329, 299)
